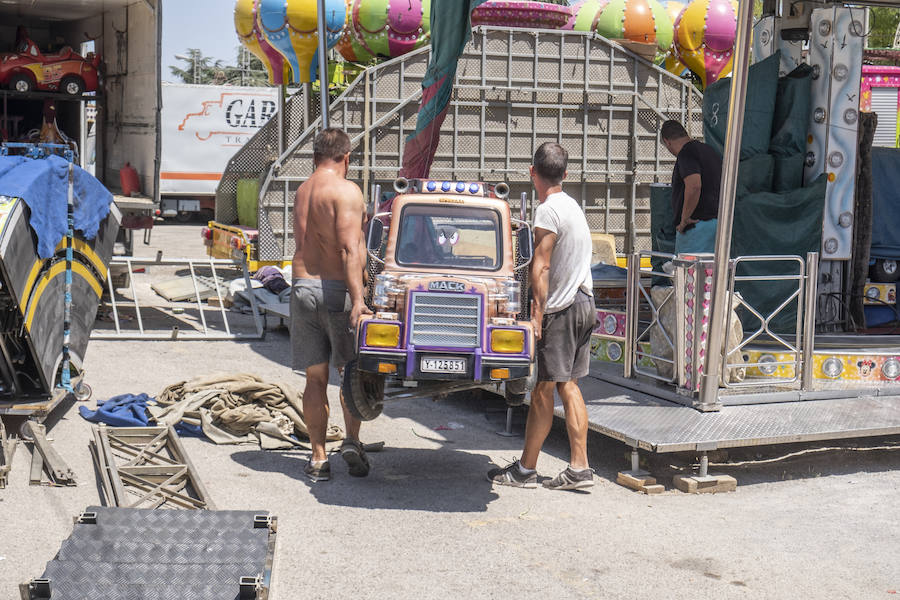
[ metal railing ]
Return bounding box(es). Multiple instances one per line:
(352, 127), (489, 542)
(721, 255), (807, 389)
(91, 257), (264, 341)
(625, 251), (678, 384)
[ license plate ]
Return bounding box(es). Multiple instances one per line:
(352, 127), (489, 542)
(420, 357), (467, 373)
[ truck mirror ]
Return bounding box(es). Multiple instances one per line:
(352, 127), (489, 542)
(367, 218), (384, 253)
(516, 225), (533, 264)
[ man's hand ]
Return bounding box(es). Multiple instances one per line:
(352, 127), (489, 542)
(531, 314), (543, 341)
(676, 217), (698, 234)
(350, 301), (372, 329)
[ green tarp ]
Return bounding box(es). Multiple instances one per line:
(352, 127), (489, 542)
(703, 52), (780, 161)
(731, 175), (828, 332)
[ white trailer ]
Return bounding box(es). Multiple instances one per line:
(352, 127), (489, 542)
(0, 0), (161, 251)
(159, 83), (279, 220)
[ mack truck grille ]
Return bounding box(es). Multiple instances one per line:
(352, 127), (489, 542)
(409, 293), (481, 348)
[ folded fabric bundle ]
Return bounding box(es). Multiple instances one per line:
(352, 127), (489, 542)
(149, 373), (343, 450)
(253, 266), (289, 294)
(78, 393), (202, 436)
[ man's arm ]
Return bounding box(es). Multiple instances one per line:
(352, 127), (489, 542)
(335, 183), (372, 327)
(529, 226), (556, 341)
(678, 173), (702, 233)
(292, 188), (306, 256)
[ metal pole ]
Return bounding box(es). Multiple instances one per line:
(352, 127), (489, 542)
(698, 0), (755, 409)
(277, 85), (286, 158)
(316, 0), (330, 130)
(520, 191), (527, 221)
(801, 252), (819, 391)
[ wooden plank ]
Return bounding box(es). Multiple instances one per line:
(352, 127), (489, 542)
(673, 473), (737, 494)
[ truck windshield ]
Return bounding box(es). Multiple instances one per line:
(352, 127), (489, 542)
(396, 204), (501, 271)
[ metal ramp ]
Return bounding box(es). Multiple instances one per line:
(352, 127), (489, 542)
(217, 26), (704, 261)
(22, 507), (276, 600)
(567, 362), (900, 454)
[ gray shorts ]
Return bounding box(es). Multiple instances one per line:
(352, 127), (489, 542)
(290, 278), (355, 372)
(537, 290), (595, 382)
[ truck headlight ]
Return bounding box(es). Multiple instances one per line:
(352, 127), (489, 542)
(503, 280), (521, 314)
(365, 322), (401, 347)
(373, 274), (400, 309)
(491, 328), (525, 353)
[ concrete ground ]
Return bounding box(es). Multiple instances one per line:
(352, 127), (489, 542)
(1, 223), (898, 600)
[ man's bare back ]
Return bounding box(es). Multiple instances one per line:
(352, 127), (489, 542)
(292, 168), (365, 280)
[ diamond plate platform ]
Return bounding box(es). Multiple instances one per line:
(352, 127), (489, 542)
(549, 364), (900, 453)
(22, 507), (276, 600)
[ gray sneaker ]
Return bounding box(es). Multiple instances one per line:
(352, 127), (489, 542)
(487, 459), (537, 488)
(543, 466), (595, 491)
(340, 439), (370, 477)
(304, 460), (331, 482)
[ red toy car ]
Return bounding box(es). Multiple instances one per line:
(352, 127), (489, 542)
(0, 27), (100, 95)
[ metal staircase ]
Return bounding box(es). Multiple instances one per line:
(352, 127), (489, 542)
(217, 26), (704, 262)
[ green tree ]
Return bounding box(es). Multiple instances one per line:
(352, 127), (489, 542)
(868, 7), (900, 49)
(169, 49), (228, 84)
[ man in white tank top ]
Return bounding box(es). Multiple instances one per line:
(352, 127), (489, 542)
(488, 142), (596, 491)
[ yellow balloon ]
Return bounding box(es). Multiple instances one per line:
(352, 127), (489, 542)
(286, 0), (320, 83)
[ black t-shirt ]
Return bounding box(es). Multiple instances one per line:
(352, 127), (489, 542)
(671, 140), (722, 228)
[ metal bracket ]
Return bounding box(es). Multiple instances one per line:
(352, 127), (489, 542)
(239, 576), (263, 600)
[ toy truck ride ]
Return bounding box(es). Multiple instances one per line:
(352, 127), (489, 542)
(341, 178), (535, 420)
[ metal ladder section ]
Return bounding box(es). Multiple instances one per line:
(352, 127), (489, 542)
(236, 26), (703, 261)
(91, 256), (264, 341)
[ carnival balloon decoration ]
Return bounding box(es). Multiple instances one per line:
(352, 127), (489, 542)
(235, 0), (290, 85)
(573, 0), (673, 56)
(470, 1), (572, 31)
(673, 0), (738, 89)
(337, 0), (431, 62)
(289, 0), (346, 81)
(664, 0), (685, 24)
(258, 0), (303, 83)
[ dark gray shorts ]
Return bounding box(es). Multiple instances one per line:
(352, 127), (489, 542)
(290, 278), (355, 372)
(537, 291), (595, 382)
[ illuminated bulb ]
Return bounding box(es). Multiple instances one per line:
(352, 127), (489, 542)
(603, 314), (618, 335)
(607, 342), (622, 362)
(882, 358), (900, 380)
(759, 354), (778, 375)
(822, 357), (843, 378)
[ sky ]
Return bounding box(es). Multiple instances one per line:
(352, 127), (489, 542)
(162, 0), (241, 82)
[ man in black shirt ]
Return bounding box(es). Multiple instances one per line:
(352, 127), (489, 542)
(661, 120), (723, 254)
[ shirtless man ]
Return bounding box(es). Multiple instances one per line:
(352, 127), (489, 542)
(291, 128), (371, 482)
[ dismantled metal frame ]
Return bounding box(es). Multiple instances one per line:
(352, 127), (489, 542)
(25, 421), (76, 486)
(90, 424), (215, 510)
(0, 418), (15, 488)
(91, 256), (264, 341)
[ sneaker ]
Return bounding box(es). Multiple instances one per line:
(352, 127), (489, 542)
(543, 466), (595, 491)
(304, 460), (331, 482)
(487, 459), (537, 488)
(340, 439), (370, 477)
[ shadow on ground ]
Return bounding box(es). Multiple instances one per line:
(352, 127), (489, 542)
(231, 445), (500, 512)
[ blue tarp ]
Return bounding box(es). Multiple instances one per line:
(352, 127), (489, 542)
(0, 154), (112, 258)
(79, 393), (203, 437)
(870, 147), (900, 261)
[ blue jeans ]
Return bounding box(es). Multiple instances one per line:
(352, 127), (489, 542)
(675, 218), (717, 254)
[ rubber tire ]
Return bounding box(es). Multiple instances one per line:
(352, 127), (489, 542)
(60, 75), (84, 96)
(342, 360), (385, 421)
(9, 73), (33, 93)
(174, 211), (193, 223)
(870, 259), (900, 283)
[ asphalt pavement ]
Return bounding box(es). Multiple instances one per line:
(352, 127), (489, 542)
(0, 222), (897, 600)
